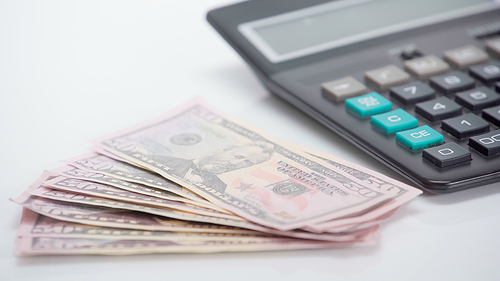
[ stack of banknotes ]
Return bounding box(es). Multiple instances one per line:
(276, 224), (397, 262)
(11, 98), (422, 256)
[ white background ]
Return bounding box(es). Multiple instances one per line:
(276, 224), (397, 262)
(1, 1), (499, 280)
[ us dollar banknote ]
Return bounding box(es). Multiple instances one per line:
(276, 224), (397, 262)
(62, 153), (207, 204)
(43, 175), (240, 220)
(285, 143), (421, 231)
(51, 165), (224, 212)
(15, 235), (377, 256)
(11, 172), (255, 234)
(17, 209), (280, 242)
(92, 98), (413, 230)
(13, 172), (379, 241)
(32, 187), (376, 242)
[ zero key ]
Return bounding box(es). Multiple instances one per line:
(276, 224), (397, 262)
(422, 143), (471, 168)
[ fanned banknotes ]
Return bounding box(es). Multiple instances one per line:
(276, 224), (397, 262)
(11, 98), (421, 256)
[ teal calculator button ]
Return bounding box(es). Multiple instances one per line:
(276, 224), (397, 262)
(345, 92), (392, 117)
(396, 125), (444, 150)
(371, 109), (418, 134)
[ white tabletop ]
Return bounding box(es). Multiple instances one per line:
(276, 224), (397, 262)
(1, 1), (499, 280)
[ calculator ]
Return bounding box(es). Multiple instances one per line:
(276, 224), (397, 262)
(207, 0), (500, 193)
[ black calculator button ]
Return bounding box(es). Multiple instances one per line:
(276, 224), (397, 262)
(415, 97), (462, 122)
(422, 143), (471, 168)
(468, 130), (500, 156)
(441, 113), (489, 139)
(429, 71), (475, 94)
(496, 82), (500, 93)
(390, 81), (436, 105)
(469, 61), (500, 84)
(400, 49), (423, 60)
(455, 86), (500, 111)
(482, 105), (500, 127)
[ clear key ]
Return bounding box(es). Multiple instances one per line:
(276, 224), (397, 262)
(396, 125), (444, 150)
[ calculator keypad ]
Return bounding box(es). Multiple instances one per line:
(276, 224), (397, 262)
(320, 42), (500, 170)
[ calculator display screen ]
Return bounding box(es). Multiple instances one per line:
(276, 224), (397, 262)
(238, 0), (499, 63)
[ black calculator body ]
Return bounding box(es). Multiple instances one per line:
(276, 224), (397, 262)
(207, 0), (500, 193)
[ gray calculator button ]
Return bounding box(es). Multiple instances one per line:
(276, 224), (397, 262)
(404, 55), (450, 78)
(365, 65), (410, 89)
(415, 97), (462, 122)
(429, 71), (475, 94)
(486, 38), (500, 58)
(455, 86), (500, 111)
(469, 61), (500, 84)
(441, 113), (489, 139)
(321, 76), (367, 102)
(443, 45), (488, 68)
(390, 81), (435, 105)
(422, 143), (471, 168)
(468, 130), (500, 156)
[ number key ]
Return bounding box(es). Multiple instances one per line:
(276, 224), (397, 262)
(482, 105), (500, 127)
(415, 97), (462, 122)
(422, 143), (471, 168)
(441, 113), (489, 139)
(455, 86), (500, 111)
(429, 71), (475, 94)
(469, 61), (500, 84)
(390, 81), (436, 105)
(468, 130), (500, 156)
